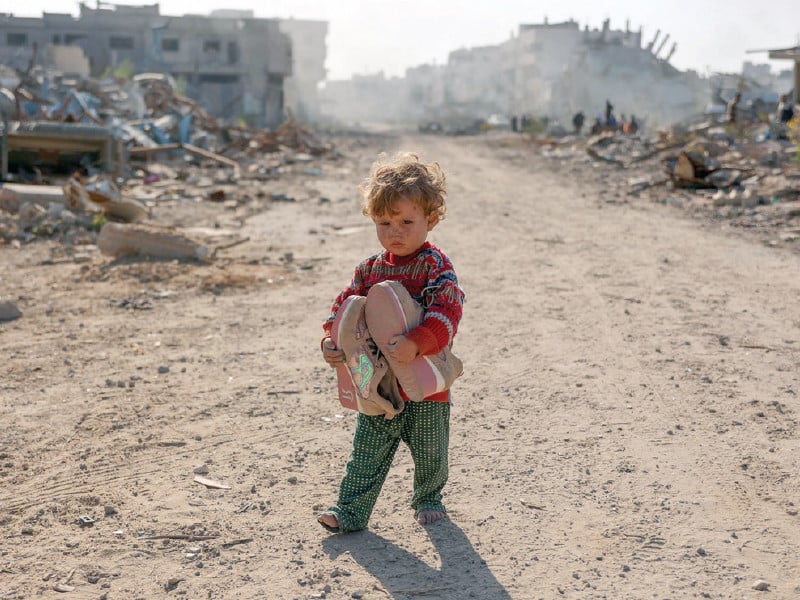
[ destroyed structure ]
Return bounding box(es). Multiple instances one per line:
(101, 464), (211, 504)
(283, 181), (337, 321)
(278, 17), (328, 124)
(760, 46), (800, 101)
(0, 3), (328, 128)
(320, 19), (710, 128)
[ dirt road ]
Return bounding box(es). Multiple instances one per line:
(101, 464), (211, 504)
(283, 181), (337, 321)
(2, 132), (799, 599)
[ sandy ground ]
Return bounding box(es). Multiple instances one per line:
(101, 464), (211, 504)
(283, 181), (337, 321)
(1, 131), (799, 600)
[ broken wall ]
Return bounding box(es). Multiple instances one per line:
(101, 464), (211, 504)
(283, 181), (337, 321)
(279, 18), (328, 123)
(550, 45), (707, 127)
(43, 44), (90, 77)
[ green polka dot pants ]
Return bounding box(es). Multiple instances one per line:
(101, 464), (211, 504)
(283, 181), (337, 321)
(328, 401), (450, 532)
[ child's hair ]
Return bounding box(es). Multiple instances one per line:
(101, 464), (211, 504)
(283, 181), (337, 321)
(359, 152), (447, 220)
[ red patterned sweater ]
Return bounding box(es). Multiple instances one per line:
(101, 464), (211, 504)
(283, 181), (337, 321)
(323, 242), (464, 402)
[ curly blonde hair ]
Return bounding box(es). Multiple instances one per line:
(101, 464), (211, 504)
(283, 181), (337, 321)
(359, 152), (447, 220)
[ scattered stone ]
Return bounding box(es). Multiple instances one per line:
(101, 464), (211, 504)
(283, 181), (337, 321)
(0, 300), (22, 322)
(158, 366), (170, 374)
(753, 580), (770, 591)
(164, 577), (184, 591)
(98, 222), (209, 261)
(76, 515), (95, 527)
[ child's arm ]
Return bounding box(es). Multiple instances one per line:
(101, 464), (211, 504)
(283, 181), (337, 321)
(322, 266), (367, 337)
(320, 264), (368, 364)
(321, 338), (344, 367)
(405, 254), (464, 356)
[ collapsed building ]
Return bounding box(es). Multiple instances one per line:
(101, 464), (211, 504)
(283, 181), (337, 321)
(320, 19), (709, 129)
(0, 3), (328, 128)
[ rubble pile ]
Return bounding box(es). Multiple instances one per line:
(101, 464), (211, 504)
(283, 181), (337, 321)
(0, 60), (336, 258)
(535, 116), (800, 250)
(2, 64), (333, 171)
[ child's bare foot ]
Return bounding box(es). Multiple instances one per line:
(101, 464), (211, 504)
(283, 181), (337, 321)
(317, 512), (340, 532)
(416, 510), (447, 526)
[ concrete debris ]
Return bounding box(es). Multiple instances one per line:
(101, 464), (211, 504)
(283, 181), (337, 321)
(1, 51), (333, 184)
(128, 143), (242, 179)
(0, 183), (69, 212)
(97, 222), (209, 261)
(533, 106), (800, 248)
(1, 120), (122, 180)
(752, 580), (770, 591)
(0, 175), (147, 245)
(0, 299), (22, 322)
(0, 56), (334, 263)
(65, 177), (149, 223)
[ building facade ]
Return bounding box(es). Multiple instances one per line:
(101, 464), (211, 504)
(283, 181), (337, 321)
(278, 18), (328, 123)
(0, 3), (304, 128)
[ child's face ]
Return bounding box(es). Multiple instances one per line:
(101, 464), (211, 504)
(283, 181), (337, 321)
(372, 196), (437, 257)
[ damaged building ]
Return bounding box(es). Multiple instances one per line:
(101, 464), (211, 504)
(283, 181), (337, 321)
(510, 19), (707, 125)
(319, 18), (709, 129)
(0, 3), (328, 128)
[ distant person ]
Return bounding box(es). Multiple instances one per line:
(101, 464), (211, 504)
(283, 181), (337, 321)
(624, 114), (639, 135)
(726, 92), (741, 124)
(774, 94), (795, 139)
(605, 99), (614, 124)
(777, 94), (795, 124)
(590, 116), (603, 135)
(572, 111), (585, 135)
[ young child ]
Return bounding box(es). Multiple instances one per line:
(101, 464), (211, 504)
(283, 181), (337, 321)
(318, 152), (464, 533)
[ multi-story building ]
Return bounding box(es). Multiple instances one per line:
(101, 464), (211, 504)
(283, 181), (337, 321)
(0, 3), (323, 129)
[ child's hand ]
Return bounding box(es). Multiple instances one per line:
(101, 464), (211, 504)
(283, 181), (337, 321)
(387, 335), (418, 364)
(322, 338), (345, 367)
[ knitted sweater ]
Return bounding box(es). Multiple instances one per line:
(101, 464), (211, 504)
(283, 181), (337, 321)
(323, 242), (464, 402)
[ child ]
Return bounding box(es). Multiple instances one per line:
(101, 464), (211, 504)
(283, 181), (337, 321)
(318, 152), (465, 533)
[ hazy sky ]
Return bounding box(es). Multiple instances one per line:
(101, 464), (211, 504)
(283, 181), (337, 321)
(12, 1), (800, 80)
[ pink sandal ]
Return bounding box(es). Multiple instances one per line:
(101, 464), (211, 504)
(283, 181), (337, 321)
(365, 281), (463, 402)
(330, 295), (404, 417)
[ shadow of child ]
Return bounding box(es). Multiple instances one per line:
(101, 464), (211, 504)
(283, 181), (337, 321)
(321, 520), (512, 600)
